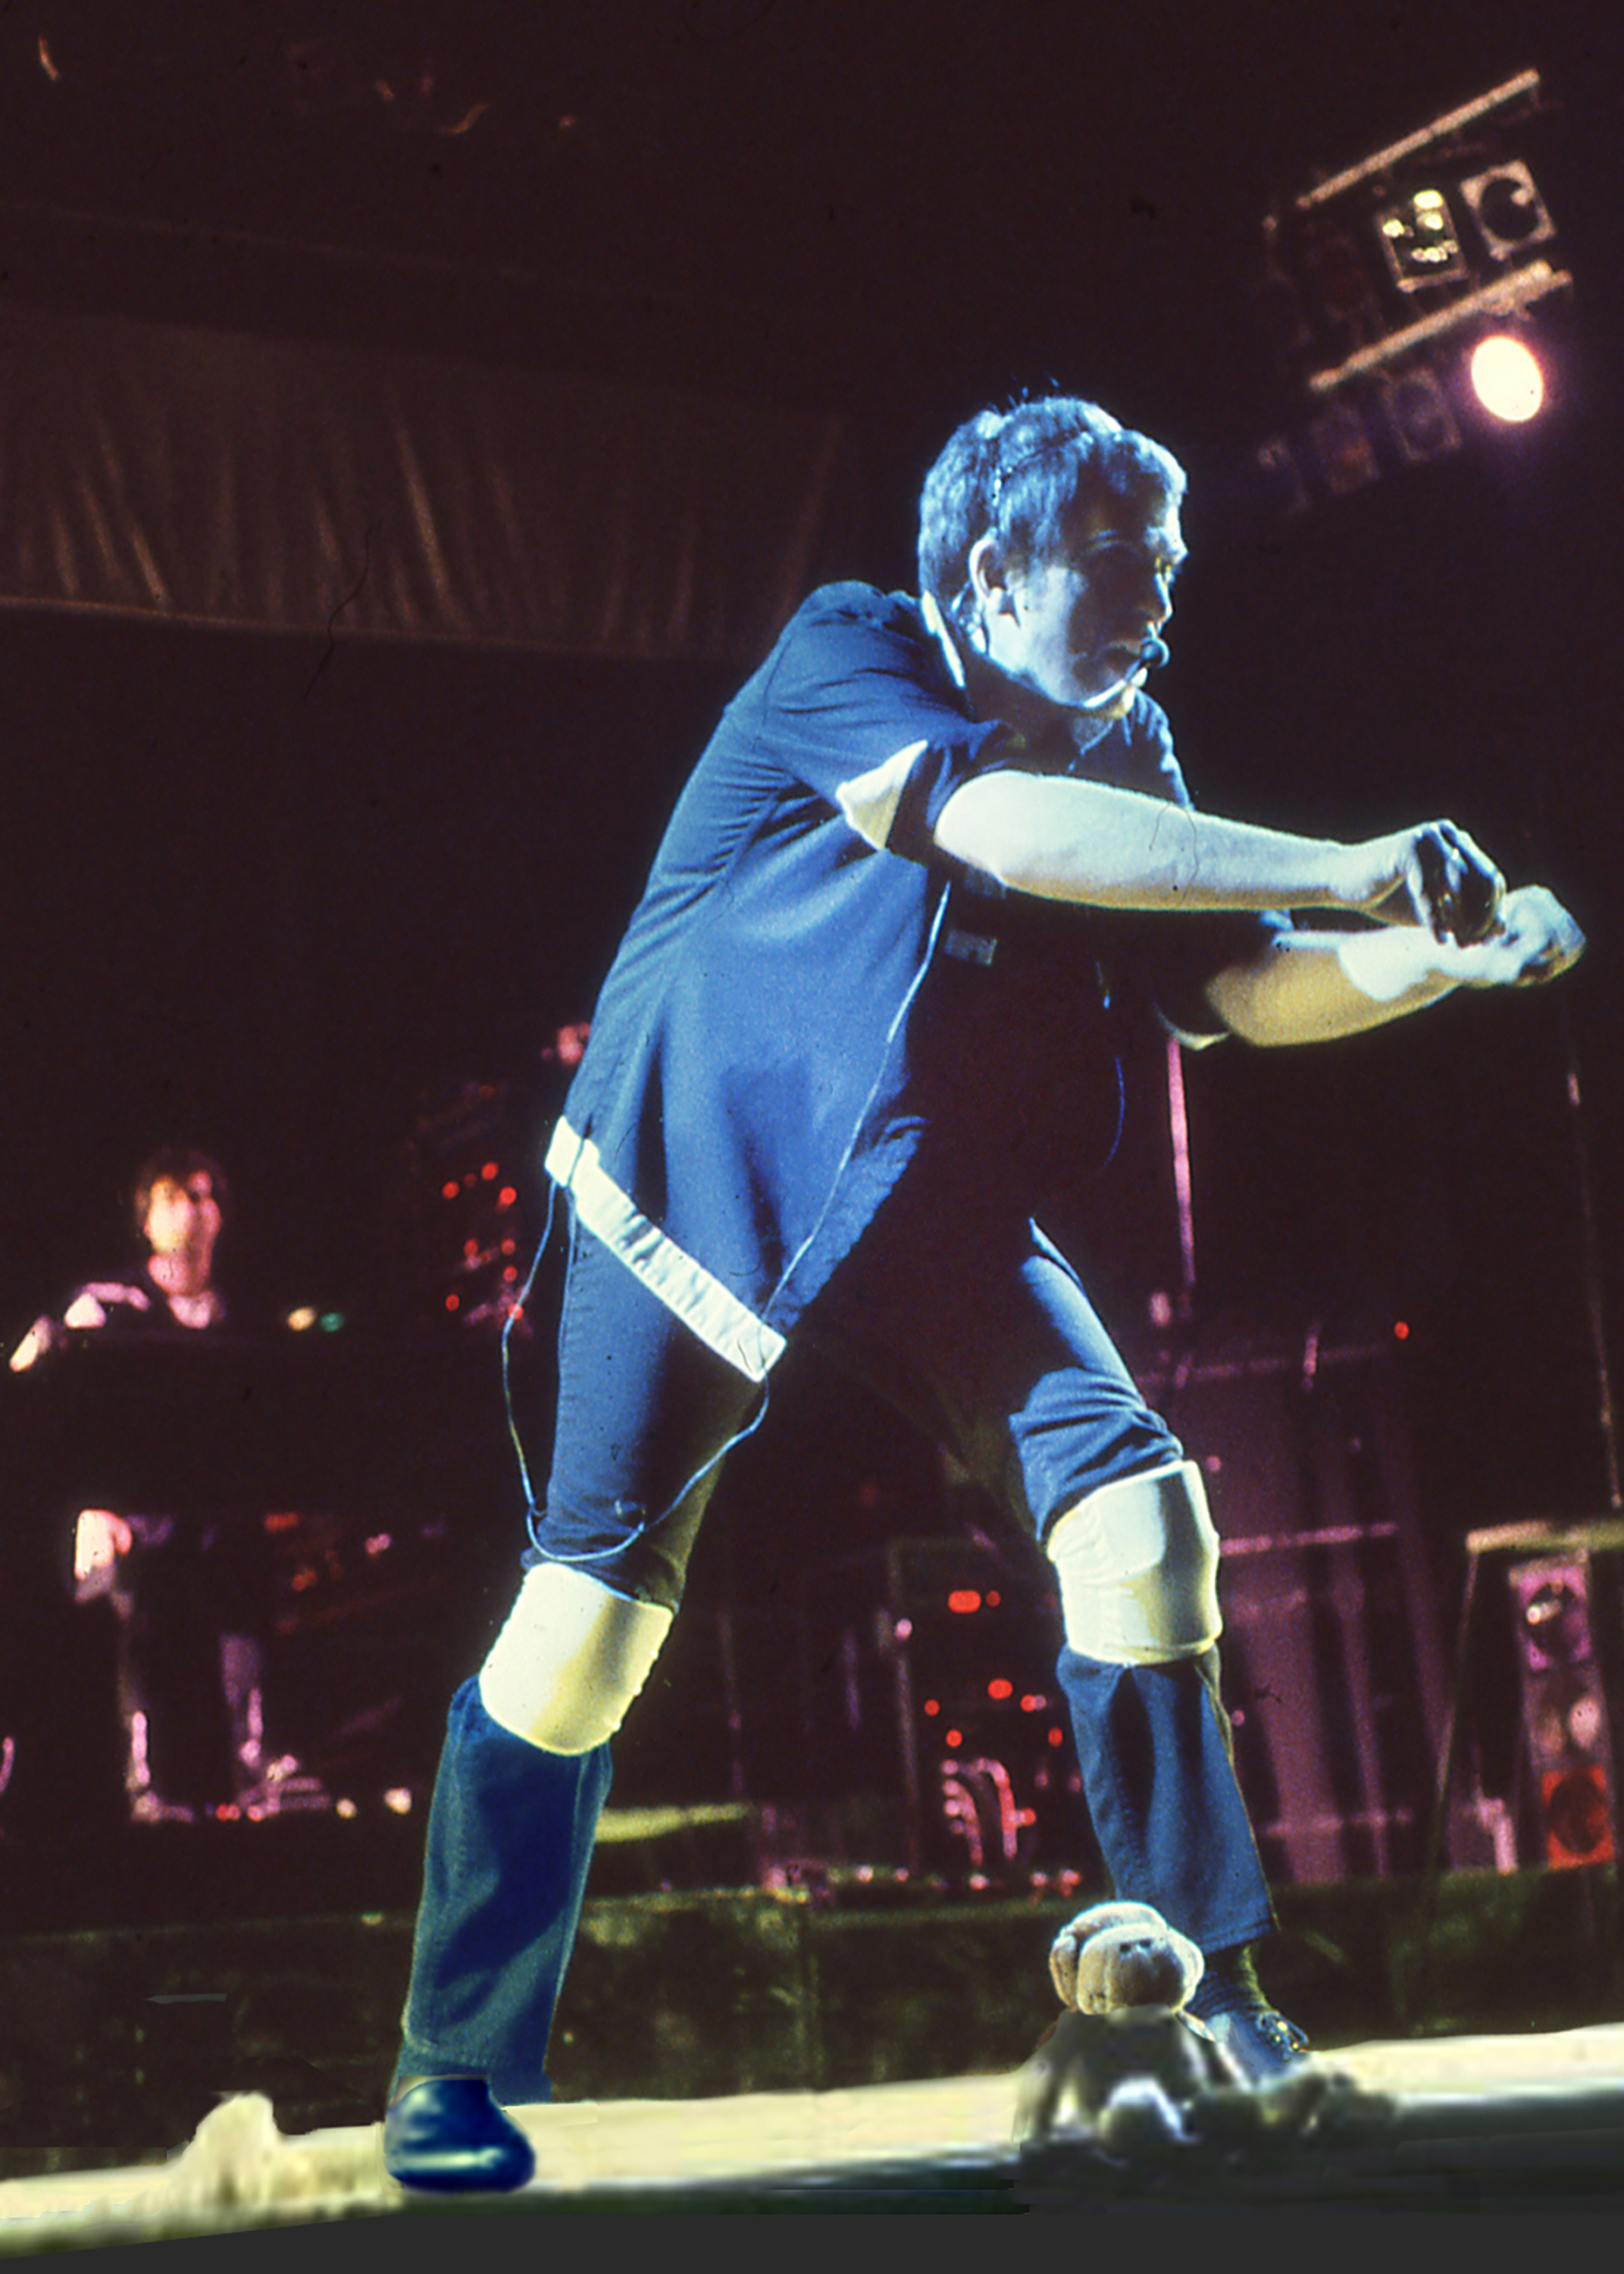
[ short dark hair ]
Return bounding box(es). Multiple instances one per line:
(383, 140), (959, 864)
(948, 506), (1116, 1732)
(917, 396), (1186, 637)
(133, 1147), (230, 1234)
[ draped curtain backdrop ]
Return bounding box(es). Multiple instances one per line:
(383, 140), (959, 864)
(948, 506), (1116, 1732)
(0, 299), (859, 662)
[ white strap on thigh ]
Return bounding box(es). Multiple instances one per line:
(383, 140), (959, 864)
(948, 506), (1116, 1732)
(479, 1563), (673, 1754)
(1044, 1459), (1221, 1665)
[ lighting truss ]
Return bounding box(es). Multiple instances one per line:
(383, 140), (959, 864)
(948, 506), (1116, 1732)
(1253, 69), (1573, 512)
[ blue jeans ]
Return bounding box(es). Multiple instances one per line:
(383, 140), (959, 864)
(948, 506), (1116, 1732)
(524, 1157), (1188, 1608)
(396, 1682), (611, 2104)
(398, 1161), (1273, 2093)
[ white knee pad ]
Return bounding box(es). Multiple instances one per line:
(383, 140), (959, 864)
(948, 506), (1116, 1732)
(1044, 1459), (1221, 1665)
(478, 1563), (673, 1755)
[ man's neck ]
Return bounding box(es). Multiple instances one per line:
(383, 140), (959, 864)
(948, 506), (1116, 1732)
(960, 648), (1116, 756)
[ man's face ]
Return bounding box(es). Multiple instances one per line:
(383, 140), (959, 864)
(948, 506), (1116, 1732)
(142, 1173), (222, 1273)
(981, 486), (1186, 724)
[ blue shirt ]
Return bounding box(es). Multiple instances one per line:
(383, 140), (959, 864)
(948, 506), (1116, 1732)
(547, 582), (1259, 1380)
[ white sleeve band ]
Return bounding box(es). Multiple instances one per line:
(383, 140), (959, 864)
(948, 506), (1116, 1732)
(834, 740), (928, 852)
(1044, 1459), (1222, 1665)
(479, 1562), (674, 1756)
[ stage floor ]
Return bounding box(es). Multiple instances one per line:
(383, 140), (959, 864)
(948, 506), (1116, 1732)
(3, 2022), (1624, 2238)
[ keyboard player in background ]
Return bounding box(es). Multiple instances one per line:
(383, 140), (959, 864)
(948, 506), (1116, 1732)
(8, 1148), (316, 1825)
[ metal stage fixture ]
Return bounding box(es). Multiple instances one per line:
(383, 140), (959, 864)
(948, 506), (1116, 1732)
(400, 1079), (531, 1330)
(789, 1536), (1077, 1890)
(1252, 69), (1572, 518)
(400, 1036), (587, 1330)
(1136, 1333), (1449, 1886)
(1509, 1554), (1616, 1868)
(1429, 1518), (1624, 1884)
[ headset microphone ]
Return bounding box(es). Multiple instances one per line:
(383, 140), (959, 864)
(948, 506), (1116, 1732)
(1078, 634), (1172, 711)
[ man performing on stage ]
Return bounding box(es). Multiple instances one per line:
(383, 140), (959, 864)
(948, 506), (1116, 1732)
(383, 395), (1584, 2191)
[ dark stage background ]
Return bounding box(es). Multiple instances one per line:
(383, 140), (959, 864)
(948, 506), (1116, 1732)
(0, 2), (1619, 1655)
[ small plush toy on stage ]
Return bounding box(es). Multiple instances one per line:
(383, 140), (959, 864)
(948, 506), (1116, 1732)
(1016, 1901), (1350, 2159)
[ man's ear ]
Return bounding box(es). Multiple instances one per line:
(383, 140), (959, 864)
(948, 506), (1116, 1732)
(967, 532), (1022, 624)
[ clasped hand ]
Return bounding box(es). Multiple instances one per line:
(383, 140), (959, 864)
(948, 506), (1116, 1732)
(1344, 824), (1582, 989)
(1450, 883), (1586, 990)
(1353, 820), (1506, 944)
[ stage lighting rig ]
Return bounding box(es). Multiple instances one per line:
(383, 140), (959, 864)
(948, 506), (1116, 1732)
(1253, 70), (1573, 512)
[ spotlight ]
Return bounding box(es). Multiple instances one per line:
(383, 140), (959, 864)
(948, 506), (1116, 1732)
(1378, 363), (1462, 464)
(1376, 187), (1469, 294)
(1469, 333), (1544, 424)
(1459, 160), (1557, 264)
(1307, 399), (1381, 496)
(1272, 71), (1572, 410)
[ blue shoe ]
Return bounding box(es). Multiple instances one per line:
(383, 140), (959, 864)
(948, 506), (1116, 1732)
(1189, 2003), (1310, 2083)
(1185, 1945), (1310, 2084)
(384, 2078), (536, 2194)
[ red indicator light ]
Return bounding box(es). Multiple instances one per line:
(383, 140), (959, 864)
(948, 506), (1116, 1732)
(499, 1187), (518, 1207)
(946, 1729), (963, 1749)
(1015, 1807), (1036, 1828)
(441, 1181), (459, 1201)
(987, 1591), (1001, 1608)
(923, 1699), (939, 1716)
(445, 1293), (461, 1312)
(481, 1161), (498, 1180)
(502, 1267), (518, 1283)
(1394, 1320), (1410, 1341)
(1020, 1694), (1047, 1713)
(947, 1590), (981, 1614)
(987, 1678), (1012, 1700)
(1048, 1727), (1065, 1747)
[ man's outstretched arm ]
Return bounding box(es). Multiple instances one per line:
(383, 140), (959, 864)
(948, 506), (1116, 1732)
(931, 772), (1502, 939)
(1201, 885), (1586, 1047)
